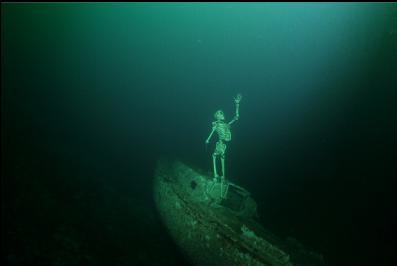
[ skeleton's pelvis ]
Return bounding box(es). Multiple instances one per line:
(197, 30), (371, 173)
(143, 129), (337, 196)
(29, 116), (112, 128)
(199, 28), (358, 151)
(215, 142), (227, 154)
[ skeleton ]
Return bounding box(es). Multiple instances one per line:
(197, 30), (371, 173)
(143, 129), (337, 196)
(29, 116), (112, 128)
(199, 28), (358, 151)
(206, 94), (242, 185)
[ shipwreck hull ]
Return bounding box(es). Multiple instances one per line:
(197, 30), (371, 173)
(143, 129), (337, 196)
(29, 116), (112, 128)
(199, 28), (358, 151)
(153, 160), (324, 266)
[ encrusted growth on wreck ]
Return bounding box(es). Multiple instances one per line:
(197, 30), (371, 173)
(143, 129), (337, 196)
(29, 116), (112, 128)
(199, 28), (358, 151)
(154, 160), (324, 266)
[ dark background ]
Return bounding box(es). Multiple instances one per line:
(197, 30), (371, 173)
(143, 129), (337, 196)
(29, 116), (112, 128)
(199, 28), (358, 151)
(2, 3), (396, 266)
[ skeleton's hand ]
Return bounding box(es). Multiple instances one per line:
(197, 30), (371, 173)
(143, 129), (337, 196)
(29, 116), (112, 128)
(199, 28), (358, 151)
(234, 94), (242, 104)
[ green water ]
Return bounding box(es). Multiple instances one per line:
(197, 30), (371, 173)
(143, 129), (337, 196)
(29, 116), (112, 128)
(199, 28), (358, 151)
(2, 3), (396, 266)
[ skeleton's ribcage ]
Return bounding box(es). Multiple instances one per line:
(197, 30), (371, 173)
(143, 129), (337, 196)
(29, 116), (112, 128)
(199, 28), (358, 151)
(216, 125), (231, 141)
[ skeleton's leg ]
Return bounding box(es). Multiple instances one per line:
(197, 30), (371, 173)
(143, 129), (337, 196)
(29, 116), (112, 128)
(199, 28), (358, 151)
(220, 181), (223, 199)
(220, 143), (227, 198)
(219, 155), (224, 198)
(221, 156), (225, 179)
(220, 142), (227, 179)
(212, 153), (218, 178)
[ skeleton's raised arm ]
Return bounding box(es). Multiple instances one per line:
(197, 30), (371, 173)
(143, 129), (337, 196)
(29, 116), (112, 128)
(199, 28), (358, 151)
(229, 93), (242, 125)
